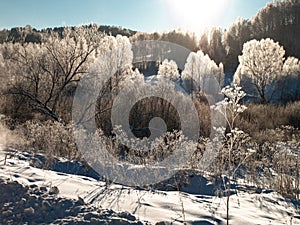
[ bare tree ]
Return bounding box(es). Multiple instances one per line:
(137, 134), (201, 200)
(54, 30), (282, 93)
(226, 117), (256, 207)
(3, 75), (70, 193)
(0, 26), (103, 122)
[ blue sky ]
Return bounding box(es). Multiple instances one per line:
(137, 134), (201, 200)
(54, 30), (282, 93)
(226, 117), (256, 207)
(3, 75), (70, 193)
(0, 0), (271, 33)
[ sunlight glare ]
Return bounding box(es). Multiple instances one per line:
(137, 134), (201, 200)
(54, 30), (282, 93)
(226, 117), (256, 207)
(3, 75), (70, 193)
(166, 0), (229, 34)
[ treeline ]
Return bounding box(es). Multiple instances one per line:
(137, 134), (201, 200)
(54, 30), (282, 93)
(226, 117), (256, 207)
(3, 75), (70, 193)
(0, 0), (299, 75)
(0, 24), (136, 44)
(132, 0), (300, 74)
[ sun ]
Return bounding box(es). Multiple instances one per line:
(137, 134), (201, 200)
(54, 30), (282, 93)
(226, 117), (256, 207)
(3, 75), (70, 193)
(166, 0), (228, 34)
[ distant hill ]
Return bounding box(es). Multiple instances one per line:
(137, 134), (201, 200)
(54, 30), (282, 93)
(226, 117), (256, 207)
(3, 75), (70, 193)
(0, 24), (137, 44)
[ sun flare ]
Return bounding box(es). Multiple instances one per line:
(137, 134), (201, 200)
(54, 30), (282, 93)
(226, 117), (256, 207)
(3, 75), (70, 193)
(166, 0), (228, 33)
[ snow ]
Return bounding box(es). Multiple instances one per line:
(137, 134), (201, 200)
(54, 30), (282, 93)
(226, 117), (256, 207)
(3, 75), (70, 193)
(0, 149), (299, 225)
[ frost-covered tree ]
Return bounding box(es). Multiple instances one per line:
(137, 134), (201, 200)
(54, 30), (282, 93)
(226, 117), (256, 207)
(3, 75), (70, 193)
(233, 38), (285, 103)
(198, 30), (209, 54)
(93, 35), (135, 134)
(157, 59), (180, 81)
(208, 27), (226, 65)
(182, 50), (224, 96)
(94, 34), (133, 97)
(0, 26), (103, 122)
(283, 56), (300, 77)
(278, 56), (300, 102)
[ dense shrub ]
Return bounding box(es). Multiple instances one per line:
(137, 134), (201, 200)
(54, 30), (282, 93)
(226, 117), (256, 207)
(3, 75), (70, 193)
(19, 120), (79, 160)
(236, 102), (300, 140)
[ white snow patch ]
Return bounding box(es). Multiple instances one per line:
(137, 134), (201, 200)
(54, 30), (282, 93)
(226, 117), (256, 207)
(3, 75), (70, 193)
(0, 149), (299, 225)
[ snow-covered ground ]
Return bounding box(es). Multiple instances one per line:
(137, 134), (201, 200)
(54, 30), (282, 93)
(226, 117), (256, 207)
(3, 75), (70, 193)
(0, 148), (299, 225)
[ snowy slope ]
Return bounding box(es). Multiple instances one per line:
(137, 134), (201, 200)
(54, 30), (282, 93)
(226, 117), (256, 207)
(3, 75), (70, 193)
(0, 149), (299, 225)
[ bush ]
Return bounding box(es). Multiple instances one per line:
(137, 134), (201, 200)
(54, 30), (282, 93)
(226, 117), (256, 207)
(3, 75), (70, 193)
(19, 120), (79, 160)
(236, 102), (300, 141)
(0, 114), (24, 149)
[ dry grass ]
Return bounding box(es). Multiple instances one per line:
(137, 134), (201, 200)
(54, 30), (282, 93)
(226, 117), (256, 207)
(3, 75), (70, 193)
(236, 102), (300, 142)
